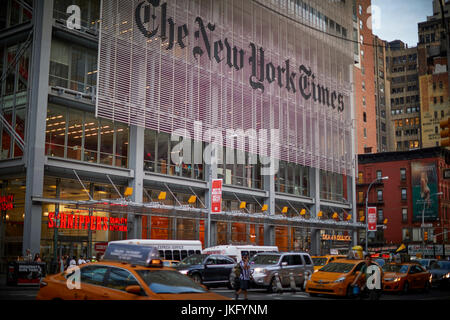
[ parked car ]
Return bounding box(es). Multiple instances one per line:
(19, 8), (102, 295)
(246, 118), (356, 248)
(382, 263), (431, 294)
(37, 244), (227, 300)
(429, 260), (450, 289)
(174, 254), (235, 288)
(162, 260), (180, 267)
(249, 252), (314, 292)
(305, 259), (373, 298)
(312, 255), (347, 272)
(415, 258), (438, 270)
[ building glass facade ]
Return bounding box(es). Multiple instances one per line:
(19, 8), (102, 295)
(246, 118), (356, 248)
(0, 0), (361, 273)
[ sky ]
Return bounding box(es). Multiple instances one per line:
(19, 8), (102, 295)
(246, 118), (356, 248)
(371, 0), (434, 47)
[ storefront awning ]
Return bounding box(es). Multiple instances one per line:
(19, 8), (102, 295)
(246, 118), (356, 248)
(32, 196), (365, 231)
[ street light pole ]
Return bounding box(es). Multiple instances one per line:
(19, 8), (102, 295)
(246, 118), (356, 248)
(365, 176), (389, 254)
(421, 192), (443, 258)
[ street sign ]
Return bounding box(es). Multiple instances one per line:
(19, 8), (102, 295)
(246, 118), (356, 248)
(367, 207), (377, 232)
(211, 179), (223, 213)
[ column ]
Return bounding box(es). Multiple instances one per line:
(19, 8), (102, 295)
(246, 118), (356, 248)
(309, 167), (321, 255)
(263, 172), (275, 246)
(23, 0), (54, 256)
(204, 161), (218, 248)
(127, 125), (144, 239)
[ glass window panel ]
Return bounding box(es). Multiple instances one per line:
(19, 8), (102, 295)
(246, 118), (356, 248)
(99, 118), (113, 165)
(144, 129), (156, 172)
(66, 109), (83, 160)
(70, 48), (86, 92)
(83, 113), (98, 163)
(13, 107), (26, 157)
(157, 132), (169, 174)
(45, 105), (66, 158)
(114, 123), (128, 168)
(49, 40), (69, 88)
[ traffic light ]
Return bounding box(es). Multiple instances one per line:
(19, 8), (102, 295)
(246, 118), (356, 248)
(424, 231), (428, 241)
(440, 117), (450, 147)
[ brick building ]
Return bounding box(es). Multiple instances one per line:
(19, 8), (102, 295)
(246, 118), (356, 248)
(357, 147), (450, 257)
(353, 0), (377, 154)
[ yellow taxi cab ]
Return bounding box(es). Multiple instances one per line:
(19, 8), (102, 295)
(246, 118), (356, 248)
(36, 243), (228, 300)
(305, 259), (380, 297)
(312, 255), (347, 272)
(382, 262), (431, 294)
(162, 260), (180, 267)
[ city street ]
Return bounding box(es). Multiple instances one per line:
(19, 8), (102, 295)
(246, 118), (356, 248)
(1, 284), (450, 301)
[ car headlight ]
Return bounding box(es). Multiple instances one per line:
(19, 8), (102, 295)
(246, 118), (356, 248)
(385, 277), (401, 282)
(253, 268), (266, 275)
(334, 276), (346, 283)
(179, 270), (189, 275)
(444, 273), (450, 279)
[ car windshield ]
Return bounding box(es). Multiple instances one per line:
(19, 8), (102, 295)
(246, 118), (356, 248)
(383, 264), (409, 273)
(319, 262), (355, 273)
(417, 260), (428, 268)
(250, 254), (280, 265)
(312, 258), (328, 266)
(178, 254), (207, 266)
(136, 270), (207, 294)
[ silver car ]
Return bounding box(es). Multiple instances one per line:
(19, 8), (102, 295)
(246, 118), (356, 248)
(248, 252), (314, 292)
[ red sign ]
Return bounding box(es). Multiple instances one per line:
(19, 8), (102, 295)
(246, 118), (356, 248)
(1, 195), (14, 211)
(95, 242), (109, 253)
(367, 207), (377, 232)
(47, 211), (127, 232)
(211, 179), (223, 213)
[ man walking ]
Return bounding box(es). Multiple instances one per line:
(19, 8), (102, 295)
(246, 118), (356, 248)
(235, 254), (251, 300)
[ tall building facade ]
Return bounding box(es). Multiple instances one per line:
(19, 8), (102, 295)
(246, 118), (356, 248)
(353, 0), (377, 154)
(385, 40), (421, 152)
(0, 0), (361, 272)
(418, 0), (450, 148)
(373, 36), (391, 153)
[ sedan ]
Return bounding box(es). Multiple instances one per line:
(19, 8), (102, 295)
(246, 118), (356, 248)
(174, 254), (235, 288)
(429, 261), (450, 289)
(382, 263), (431, 294)
(37, 260), (227, 300)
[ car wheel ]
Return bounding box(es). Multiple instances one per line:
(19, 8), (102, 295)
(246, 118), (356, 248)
(268, 277), (278, 293)
(191, 273), (202, 284)
(423, 280), (431, 293)
(402, 281), (409, 294)
(346, 285), (354, 299)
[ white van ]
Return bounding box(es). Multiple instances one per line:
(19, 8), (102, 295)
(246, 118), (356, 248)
(108, 239), (202, 261)
(202, 245), (279, 262)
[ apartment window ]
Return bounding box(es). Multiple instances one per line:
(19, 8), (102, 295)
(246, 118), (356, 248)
(400, 168), (406, 180)
(363, 112), (367, 122)
(376, 170), (382, 180)
(358, 172), (364, 184)
(402, 208), (408, 223)
(377, 209), (384, 224)
(377, 190), (383, 201)
(401, 188), (407, 200)
(358, 191), (364, 203)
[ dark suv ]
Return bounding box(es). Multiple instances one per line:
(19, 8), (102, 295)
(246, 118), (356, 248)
(174, 254), (235, 288)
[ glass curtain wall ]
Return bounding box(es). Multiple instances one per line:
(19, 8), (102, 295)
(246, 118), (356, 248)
(0, 41), (30, 160)
(45, 104), (129, 168)
(49, 39), (98, 96)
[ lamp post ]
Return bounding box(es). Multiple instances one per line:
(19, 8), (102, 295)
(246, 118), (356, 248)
(421, 192), (443, 258)
(365, 176), (389, 254)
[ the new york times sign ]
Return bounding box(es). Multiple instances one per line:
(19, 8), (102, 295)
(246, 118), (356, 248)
(135, 0), (345, 112)
(97, 0), (353, 175)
